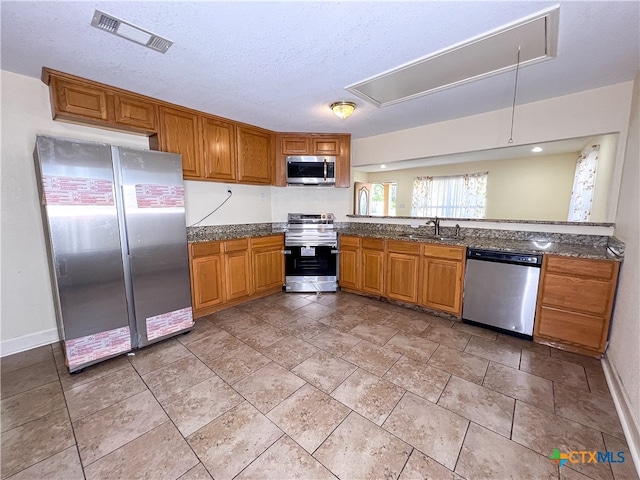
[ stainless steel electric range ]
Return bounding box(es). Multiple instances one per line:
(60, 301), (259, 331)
(284, 213), (338, 292)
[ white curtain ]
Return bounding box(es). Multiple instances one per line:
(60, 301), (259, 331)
(411, 172), (488, 218)
(568, 145), (599, 222)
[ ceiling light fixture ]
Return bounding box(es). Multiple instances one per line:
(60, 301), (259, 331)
(91, 10), (173, 53)
(380, 164), (387, 169)
(330, 101), (356, 119)
(531, 146), (543, 152)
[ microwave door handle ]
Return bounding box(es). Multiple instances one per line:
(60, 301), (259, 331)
(323, 159), (327, 181)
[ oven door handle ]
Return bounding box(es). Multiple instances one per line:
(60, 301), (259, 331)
(331, 249), (339, 254)
(282, 249), (292, 255)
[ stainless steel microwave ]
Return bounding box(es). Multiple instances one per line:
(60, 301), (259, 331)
(286, 156), (336, 185)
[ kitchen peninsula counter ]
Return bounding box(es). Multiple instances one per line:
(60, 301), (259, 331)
(186, 222), (624, 261)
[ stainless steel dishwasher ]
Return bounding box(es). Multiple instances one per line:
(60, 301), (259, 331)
(462, 248), (542, 337)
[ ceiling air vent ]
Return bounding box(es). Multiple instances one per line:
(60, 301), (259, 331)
(346, 6), (559, 107)
(91, 10), (173, 54)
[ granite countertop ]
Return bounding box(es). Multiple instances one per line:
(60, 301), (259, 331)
(339, 230), (622, 261)
(187, 223), (623, 261)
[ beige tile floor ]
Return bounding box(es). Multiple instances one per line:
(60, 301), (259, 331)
(1, 291), (638, 480)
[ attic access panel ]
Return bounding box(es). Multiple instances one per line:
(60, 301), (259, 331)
(346, 7), (559, 107)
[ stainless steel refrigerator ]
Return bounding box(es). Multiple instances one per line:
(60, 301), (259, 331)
(34, 135), (193, 372)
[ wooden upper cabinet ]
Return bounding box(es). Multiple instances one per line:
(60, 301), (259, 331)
(44, 69), (157, 134)
(237, 126), (273, 184)
(51, 77), (109, 121)
(281, 136), (311, 155)
(274, 133), (351, 187)
(157, 106), (202, 178)
(113, 93), (156, 131)
(201, 116), (237, 181)
(313, 137), (340, 155)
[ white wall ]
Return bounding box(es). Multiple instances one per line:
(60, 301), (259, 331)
(590, 134), (619, 222)
(185, 181), (271, 226)
(608, 72), (640, 468)
(352, 81), (634, 222)
(271, 186), (351, 222)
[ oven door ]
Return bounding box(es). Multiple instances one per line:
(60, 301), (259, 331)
(285, 245), (338, 292)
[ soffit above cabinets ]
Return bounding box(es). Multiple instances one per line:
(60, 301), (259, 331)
(346, 6), (560, 107)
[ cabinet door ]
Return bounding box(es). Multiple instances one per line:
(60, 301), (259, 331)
(202, 116), (237, 181)
(237, 126), (273, 184)
(191, 255), (224, 311)
(419, 257), (463, 314)
(313, 137), (339, 155)
(51, 77), (109, 121)
(158, 106), (201, 178)
(339, 238), (360, 290)
(113, 94), (156, 131)
(253, 247), (284, 292)
(336, 135), (351, 188)
(281, 136), (311, 155)
(225, 250), (252, 300)
(362, 249), (384, 295)
(386, 253), (419, 303)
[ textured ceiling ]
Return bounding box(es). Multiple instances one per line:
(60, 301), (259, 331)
(1, 1), (638, 139)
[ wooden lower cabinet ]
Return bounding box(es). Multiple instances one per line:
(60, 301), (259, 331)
(252, 235), (284, 293)
(189, 242), (225, 311)
(385, 241), (420, 303)
(534, 255), (620, 356)
(190, 235), (286, 318)
(224, 239), (252, 301)
(361, 238), (384, 295)
(419, 244), (465, 315)
(339, 236), (360, 290)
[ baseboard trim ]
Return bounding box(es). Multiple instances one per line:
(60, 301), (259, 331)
(602, 355), (640, 478)
(1, 329), (60, 357)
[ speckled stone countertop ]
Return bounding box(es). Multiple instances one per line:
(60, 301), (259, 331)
(187, 223), (286, 243)
(338, 223), (624, 261)
(187, 222), (624, 261)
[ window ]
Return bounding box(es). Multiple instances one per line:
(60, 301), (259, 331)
(411, 172), (487, 218)
(370, 183), (396, 216)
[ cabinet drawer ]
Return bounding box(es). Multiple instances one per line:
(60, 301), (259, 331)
(536, 306), (606, 351)
(340, 236), (360, 248)
(251, 235), (283, 249)
(422, 244), (464, 260)
(225, 238), (250, 253)
(545, 255), (617, 280)
(190, 242), (221, 258)
(362, 237), (384, 250)
(540, 273), (612, 316)
(387, 240), (420, 255)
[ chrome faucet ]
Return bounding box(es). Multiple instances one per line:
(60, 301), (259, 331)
(454, 224), (461, 238)
(426, 217), (440, 236)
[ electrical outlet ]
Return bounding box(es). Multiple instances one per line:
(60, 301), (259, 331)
(260, 192), (265, 201)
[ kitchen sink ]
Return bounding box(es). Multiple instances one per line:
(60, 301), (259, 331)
(398, 233), (462, 242)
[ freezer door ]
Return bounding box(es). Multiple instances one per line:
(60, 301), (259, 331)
(34, 136), (132, 370)
(115, 147), (193, 347)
